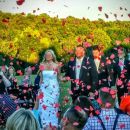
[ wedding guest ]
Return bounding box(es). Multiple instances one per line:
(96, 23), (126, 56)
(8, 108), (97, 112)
(60, 105), (87, 130)
(65, 45), (98, 103)
(6, 66), (19, 101)
(120, 95), (130, 115)
(92, 45), (110, 89)
(0, 67), (11, 88)
(83, 87), (130, 130)
(110, 46), (130, 104)
(74, 96), (101, 116)
(38, 49), (60, 129)
(0, 80), (16, 127)
(6, 108), (39, 130)
(21, 66), (32, 87)
(7, 66), (16, 86)
(19, 66), (34, 109)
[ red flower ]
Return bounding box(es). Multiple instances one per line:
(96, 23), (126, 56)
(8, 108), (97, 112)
(105, 116), (109, 120)
(98, 6), (102, 11)
(110, 54), (115, 60)
(39, 64), (44, 71)
(42, 105), (47, 110)
(68, 89), (73, 95)
(42, 18), (46, 24)
(116, 79), (123, 86)
(64, 96), (69, 103)
(105, 102), (111, 108)
(31, 66), (35, 71)
(53, 103), (60, 108)
(62, 19), (66, 26)
(2, 18), (9, 23)
(101, 87), (109, 93)
(128, 14), (130, 18)
(124, 37), (130, 43)
(77, 37), (82, 43)
(38, 92), (44, 99)
(87, 85), (91, 90)
(105, 13), (109, 19)
(17, 70), (23, 76)
(56, 112), (60, 118)
(73, 122), (79, 126)
(120, 123), (125, 129)
(75, 106), (82, 112)
(83, 42), (91, 48)
(106, 59), (111, 65)
(16, 0), (25, 6)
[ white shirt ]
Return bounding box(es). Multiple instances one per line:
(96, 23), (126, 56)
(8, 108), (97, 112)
(119, 58), (124, 71)
(76, 57), (84, 80)
(94, 59), (100, 71)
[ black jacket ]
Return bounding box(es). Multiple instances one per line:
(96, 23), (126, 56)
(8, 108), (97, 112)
(65, 56), (98, 95)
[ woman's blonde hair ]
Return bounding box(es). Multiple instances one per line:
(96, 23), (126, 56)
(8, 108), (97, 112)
(6, 108), (39, 130)
(42, 49), (57, 63)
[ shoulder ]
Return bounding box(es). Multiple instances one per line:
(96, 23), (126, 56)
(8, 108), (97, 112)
(83, 115), (98, 129)
(53, 62), (59, 67)
(40, 62), (45, 66)
(119, 113), (130, 120)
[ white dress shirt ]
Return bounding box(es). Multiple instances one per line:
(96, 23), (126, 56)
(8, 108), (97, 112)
(76, 57), (84, 80)
(94, 58), (100, 71)
(119, 58), (124, 71)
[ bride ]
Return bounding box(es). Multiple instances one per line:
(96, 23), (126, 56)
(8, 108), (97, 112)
(38, 49), (60, 130)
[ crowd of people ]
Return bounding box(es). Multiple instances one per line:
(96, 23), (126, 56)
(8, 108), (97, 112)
(0, 43), (130, 130)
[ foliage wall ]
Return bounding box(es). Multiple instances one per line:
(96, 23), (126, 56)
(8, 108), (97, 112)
(0, 11), (130, 64)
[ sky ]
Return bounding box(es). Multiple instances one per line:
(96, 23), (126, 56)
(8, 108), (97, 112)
(0, 0), (130, 21)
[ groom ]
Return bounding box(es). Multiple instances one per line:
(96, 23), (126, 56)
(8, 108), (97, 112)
(65, 45), (98, 103)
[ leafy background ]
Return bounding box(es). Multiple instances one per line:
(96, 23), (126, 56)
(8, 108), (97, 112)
(0, 11), (130, 65)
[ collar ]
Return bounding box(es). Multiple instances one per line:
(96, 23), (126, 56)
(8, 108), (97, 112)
(76, 57), (84, 63)
(94, 56), (101, 60)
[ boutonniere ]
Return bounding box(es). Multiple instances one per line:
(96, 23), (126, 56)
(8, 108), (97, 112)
(88, 66), (91, 69)
(72, 66), (75, 71)
(82, 66), (87, 69)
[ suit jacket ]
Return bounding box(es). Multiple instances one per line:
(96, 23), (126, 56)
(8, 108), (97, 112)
(93, 56), (110, 89)
(110, 57), (130, 88)
(65, 56), (98, 95)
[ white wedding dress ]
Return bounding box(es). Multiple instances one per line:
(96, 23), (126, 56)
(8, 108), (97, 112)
(39, 70), (60, 128)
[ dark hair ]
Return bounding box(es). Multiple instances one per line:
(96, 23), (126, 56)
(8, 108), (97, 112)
(92, 45), (100, 51)
(76, 45), (85, 49)
(74, 96), (92, 115)
(100, 87), (116, 107)
(117, 46), (127, 54)
(63, 105), (88, 129)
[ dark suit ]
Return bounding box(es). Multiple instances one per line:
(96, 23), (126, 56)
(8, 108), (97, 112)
(110, 57), (130, 104)
(65, 56), (98, 103)
(93, 56), (110, 89)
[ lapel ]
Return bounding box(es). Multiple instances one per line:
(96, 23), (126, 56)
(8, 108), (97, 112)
(123, 58), (128, 70)
(117, 57), (127, 74)
(72, 58), (76, 79)
(79, 57), (86, 80)
(98, 56), (105, 71)
(116, 58), (121, 74)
